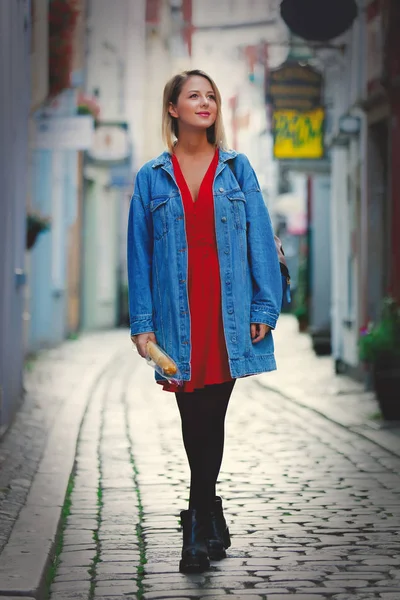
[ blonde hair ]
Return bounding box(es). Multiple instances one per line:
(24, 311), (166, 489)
(162, 69), (228, 153)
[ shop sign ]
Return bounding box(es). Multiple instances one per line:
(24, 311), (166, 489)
(86, 122), (131, 165)
(267, 61), (323, 112)
(273, 107), (325, 159)
(35, 115), (94, 150)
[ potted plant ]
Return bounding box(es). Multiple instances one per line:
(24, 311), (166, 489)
(359, 297), (400, 420)
(77, 92), (101, 122)
(26, 211), (51, 250)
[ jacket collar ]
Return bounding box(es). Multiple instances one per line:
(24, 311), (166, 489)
(151, 148), (238, 169)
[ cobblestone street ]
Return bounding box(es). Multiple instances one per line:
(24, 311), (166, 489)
(1, 317), (400, 600)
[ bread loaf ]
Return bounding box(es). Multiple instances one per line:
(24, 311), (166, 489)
(146, 341), (177, 375)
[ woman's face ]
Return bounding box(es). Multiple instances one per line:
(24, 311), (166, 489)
(169, 75), (217, 132)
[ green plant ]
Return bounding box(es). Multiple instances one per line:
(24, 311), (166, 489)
(359, 297), (400, 366)
(292, 251), (308, 322)
(293, 304), (308, 320)
(77, 92), (101, 121)
(27, 211), (51, 231)
(26, 211), (51, 250)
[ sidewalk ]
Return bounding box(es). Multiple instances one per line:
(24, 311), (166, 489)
(0, 331), (129, 598)
(0, 318), (399, 600)
(260, 316), (400, 458)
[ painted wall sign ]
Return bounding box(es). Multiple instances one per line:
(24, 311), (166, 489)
(266, 61), (323, 112)
(273, 107), (325, 159)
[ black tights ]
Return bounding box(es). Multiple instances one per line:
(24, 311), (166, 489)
(176, 380), (235, 515)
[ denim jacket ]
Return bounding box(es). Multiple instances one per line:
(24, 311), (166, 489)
(127, 149), (282, 381)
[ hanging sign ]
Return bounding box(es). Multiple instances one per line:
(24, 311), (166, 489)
(273, 107), (325, 159)
(266, 61), (323, 112)
(86, 122), (131, 165)
(280, 0), (358, 43)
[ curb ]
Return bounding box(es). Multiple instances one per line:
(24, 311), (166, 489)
(257, 380), (400, 459)
(0, 349), (122, 599)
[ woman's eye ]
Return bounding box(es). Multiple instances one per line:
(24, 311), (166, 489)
(208, 95), (216, 101)
(190, 93), (198, 98)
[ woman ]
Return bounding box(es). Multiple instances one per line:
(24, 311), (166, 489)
(127, 70), (282, 573)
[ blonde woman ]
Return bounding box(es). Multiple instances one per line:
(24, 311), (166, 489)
(127, 70), (282, 573)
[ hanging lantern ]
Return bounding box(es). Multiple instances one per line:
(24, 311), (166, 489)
(280, 0), (358, 42)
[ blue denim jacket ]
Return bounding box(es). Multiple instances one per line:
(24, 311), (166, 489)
(127, 149), (282, 381)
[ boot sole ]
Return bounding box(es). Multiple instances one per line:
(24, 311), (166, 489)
(207, 531), (230, 560)
(179, 556), (210, 573)
(208, 546), (227, 561)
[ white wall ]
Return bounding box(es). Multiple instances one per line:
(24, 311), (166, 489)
(192, 0), (280, 27)
(83, 0), (147, 329)
(191, 0), (288, 204)
(142, 1), (175, 162)
(191, 0), (288, 127)
(125, 0), (147, 167)
(85, 0), (146, 162)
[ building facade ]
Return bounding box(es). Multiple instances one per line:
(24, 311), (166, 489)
(320, 0), (400, 377)
(0, 0), (31, 433)
(82, 0), (147, 330)
(27, 0), (92, 351)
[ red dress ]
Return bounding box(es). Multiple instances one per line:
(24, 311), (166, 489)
(161, 149), (232, 393)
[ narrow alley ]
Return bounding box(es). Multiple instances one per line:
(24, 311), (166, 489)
(1, 318), (399, 600)
(2, 1), (400, 599)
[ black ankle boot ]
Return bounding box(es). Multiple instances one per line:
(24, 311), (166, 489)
(179, 509), (210, 573)
(205, 496), (231, 560)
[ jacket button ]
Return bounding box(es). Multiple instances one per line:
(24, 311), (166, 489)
(224, 248), (229, 254)
(228, 308), (234, 314)
(219, 187), (224, 192)
(221, 216), (227, 223)
(231, 336), (237, 343)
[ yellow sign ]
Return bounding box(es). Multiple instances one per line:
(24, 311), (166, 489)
(273, 108), (325, 159)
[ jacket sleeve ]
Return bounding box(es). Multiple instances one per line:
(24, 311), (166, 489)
(234, 154), (282, 329)
(127, 170), (154, 336)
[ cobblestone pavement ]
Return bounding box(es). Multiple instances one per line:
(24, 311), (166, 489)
(0, 332), (124, 555)
(47, 331), (400, 600)
(259, 317), (380, 428)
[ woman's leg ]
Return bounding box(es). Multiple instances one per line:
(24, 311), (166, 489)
(176, 380), (235, 515)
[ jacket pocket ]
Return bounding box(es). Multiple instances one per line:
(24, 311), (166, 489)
(150, 195), (170, 240)
(227, 191), (247, 230)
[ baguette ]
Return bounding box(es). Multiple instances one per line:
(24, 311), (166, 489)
(146, 341), (177, 375)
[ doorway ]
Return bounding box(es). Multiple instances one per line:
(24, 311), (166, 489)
(367, 118), (390, 322)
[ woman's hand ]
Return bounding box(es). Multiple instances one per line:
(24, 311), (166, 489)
(250, 323), (271, 344)
(131, 332), (157, 358)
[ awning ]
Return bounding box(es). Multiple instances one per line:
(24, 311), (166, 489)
(280, 0), (358, 42)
